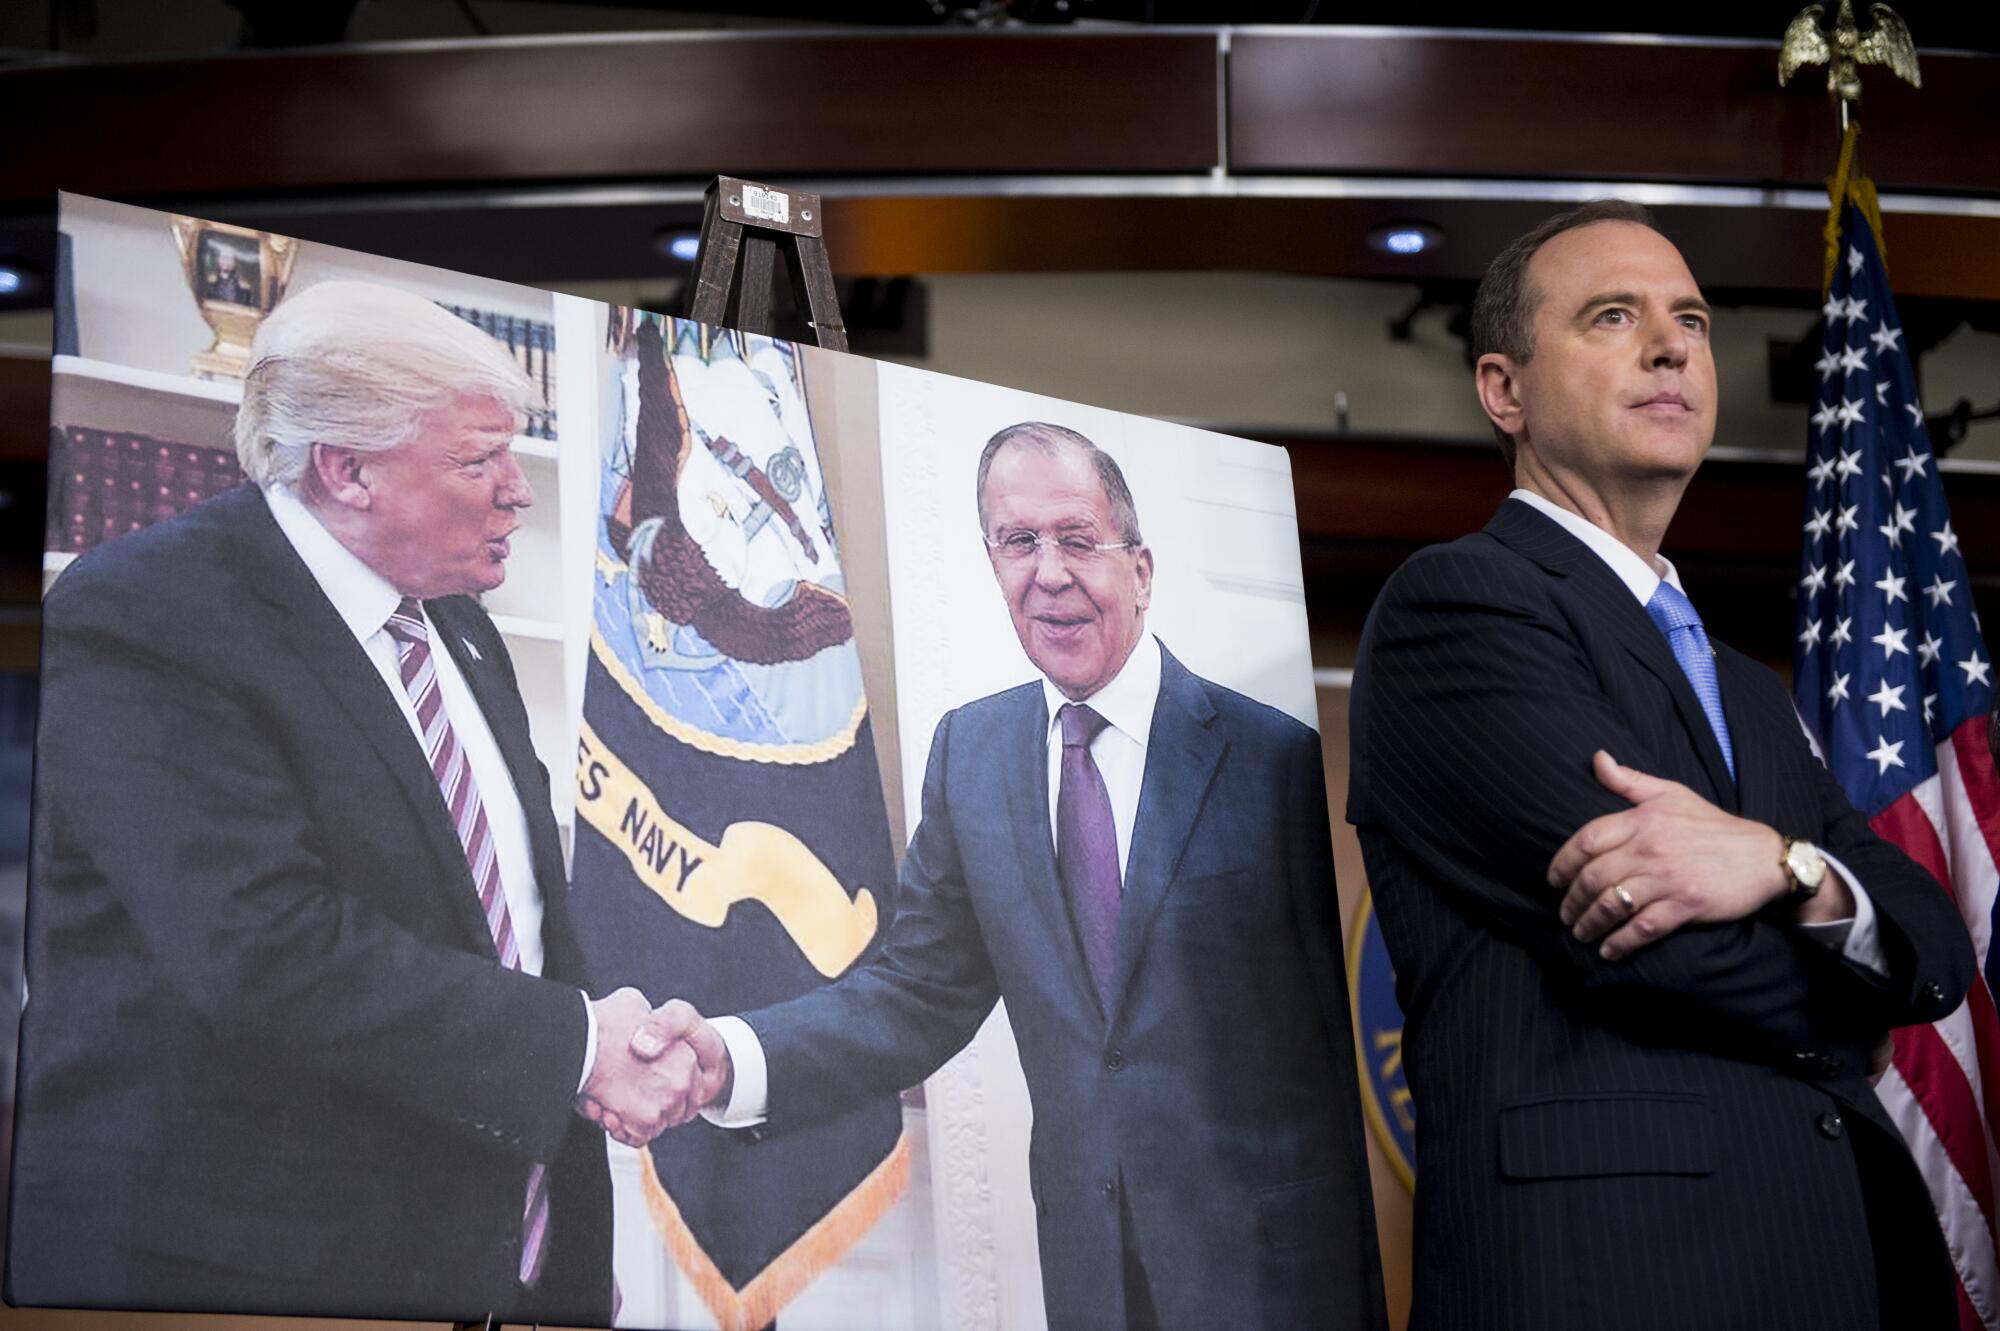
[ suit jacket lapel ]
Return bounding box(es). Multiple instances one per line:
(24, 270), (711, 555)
(429, 602), (585, 980)
(229, 489), (500, 957)
(1001, 685), (1105, 1022)
(1713, 646), (1776, 823)
(1486, 500), (1738, 810)
(1108, 646), (1224, 1025)
(1589, 570), (1740, 811)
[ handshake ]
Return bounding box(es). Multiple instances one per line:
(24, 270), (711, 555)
(575, 988), (734, 1148)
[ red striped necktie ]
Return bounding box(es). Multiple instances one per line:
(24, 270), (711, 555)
(384, 597), (550, 1288)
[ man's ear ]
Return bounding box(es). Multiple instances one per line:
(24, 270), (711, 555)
(308, 443), (373, 512)
(1476, 353), (1527, 442)
(1132, 545), (1154, 612)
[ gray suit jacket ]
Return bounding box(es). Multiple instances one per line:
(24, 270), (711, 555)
(746, 642), (1387, 1330)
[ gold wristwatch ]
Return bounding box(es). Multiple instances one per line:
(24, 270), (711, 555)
(1781, 836), (1828, 901)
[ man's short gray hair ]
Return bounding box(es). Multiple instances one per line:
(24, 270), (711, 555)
(975, 421), (1144, 546)
(233, 280), (536, 488)
(1469, 199), (1660, 468)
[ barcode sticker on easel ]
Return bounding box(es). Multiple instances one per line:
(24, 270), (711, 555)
(742, 185), (790, 225)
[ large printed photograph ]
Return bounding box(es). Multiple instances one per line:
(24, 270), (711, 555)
(6, 194), (1381, 1330)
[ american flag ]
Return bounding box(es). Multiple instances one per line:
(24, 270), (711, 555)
(1793, 197), (2000, 1330)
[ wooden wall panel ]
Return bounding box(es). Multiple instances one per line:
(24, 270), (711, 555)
(1229, 32), (2000, 193)
(8, 30), (1998, 210)
(0, 31), (1219, 203)
(1275, 430), (2000, 666)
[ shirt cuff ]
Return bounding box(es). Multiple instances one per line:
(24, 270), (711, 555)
(1792, 851), (1889, 978)
(700, 1015), (769, 1128)
(576, 990), (598, 1095)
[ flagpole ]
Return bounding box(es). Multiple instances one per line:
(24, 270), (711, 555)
(1784, 9), (2000, 1330)
(1779, 0), (1917, 291)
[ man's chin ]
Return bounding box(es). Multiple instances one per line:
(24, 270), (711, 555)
(1611, 435), (1708, 484)
(1025, 619), (1091, 664)
(1628, 415), (1712, 458)
(433, 565), (507, 600)
(1026, 649), (1100, 698)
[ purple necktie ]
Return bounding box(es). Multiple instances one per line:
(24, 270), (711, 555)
(384, 597), (549, 1288)
(1056, 703), (1121, 1013)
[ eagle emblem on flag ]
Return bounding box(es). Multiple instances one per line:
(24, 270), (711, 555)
(571, 312), (907, 1331)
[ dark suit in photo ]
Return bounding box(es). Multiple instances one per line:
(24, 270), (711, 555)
(1349, 498), (1973, 1331)
(743, 640), (1386, 1331)
(7, 486), (612, 1323)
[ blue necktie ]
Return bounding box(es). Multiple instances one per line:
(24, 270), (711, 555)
(1645, 580), (1735, 781)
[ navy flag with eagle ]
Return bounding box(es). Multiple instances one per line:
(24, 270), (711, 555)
(570, 312), (905, 1331)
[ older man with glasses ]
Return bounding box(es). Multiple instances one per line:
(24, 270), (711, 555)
(660, 421), (1387, 1331)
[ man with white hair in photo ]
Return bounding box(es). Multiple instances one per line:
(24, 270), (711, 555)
(8, 281), (719, 1323)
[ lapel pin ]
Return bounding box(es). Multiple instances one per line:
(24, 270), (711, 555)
(464, 639), (482, 662)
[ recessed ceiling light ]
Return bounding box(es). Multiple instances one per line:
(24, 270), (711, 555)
(1367, 223), (1443, 257)
(0, 266), (30, 296)
(653, 228), (702, 264)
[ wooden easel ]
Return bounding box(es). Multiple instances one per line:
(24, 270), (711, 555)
(449, 175), (839, 1331)
(682, 174), (848, 352)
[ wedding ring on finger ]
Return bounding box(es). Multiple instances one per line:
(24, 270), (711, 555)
(1613, 883), (1637, 916)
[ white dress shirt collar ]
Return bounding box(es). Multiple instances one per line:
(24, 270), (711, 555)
(264, 484), (407, 637)
(1509, 487), (1685, 607)
(1041, 630), (1163, 750)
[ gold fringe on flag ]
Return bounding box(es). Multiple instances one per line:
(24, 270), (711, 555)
(639, 1129), (912, 1331)
(1823, 120), (1888, 294)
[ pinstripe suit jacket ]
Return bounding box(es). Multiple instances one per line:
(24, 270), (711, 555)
(1348, 498), (1974, 1331)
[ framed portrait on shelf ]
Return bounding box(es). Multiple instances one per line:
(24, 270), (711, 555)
(168, 214), (297, 378)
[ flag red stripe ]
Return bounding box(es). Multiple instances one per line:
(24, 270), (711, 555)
(1875, 792), (1955, 898)
(1933, 725), (2000, 1195)
(1958, 1278), (1981, 1331)
(1895, 1020), (1999, 1237)
(1949, 718), (2000, 863)
(1967, 978), (2000, 1198)
(1876, 769), (2000, 1325)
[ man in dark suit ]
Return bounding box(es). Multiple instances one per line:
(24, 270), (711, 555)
(1349, 201), (1976, 1331)
(676, 422), (1385, 1330)
(7, 281), (706, 1324)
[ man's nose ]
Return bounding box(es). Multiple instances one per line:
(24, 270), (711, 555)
(1646, 312), (1690, 369)
(496, 451), (535, 509)
(1031, 539), (1073, 588)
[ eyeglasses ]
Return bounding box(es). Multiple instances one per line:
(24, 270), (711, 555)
(985, 530), (1136, 565)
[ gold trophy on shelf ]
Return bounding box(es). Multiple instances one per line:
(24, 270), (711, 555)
(169, 216), (297, 379)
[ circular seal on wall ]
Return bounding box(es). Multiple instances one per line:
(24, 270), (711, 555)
(1348, 889), (1414, 1193)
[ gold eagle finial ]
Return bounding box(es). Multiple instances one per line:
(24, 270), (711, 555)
(1780, 0), (1920, 102)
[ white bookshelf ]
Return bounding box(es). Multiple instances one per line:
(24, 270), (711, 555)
(488, 612), (564, 643)
(52, 355), (243, 405)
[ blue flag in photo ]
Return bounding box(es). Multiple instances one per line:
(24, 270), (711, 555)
(569, 313), (904, 1331)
